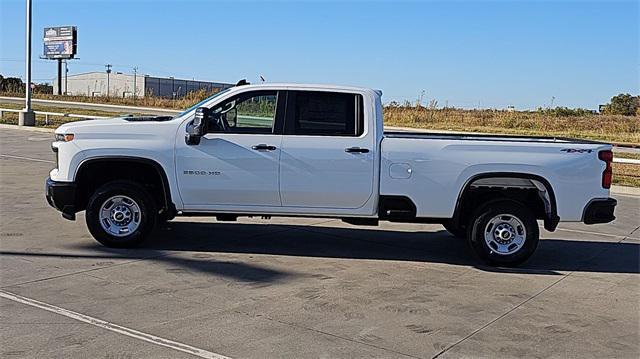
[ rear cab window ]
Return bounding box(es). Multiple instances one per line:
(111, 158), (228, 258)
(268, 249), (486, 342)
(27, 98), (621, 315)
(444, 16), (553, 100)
(285, 91), (364, 136)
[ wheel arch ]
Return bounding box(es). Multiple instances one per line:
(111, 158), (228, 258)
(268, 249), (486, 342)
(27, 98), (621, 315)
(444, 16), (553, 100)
(452, 172), (559, 232)
(74, 156), (175, 217)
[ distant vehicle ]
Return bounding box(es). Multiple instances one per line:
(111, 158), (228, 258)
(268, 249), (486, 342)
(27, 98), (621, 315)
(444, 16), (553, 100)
(45, 82), (616, 266)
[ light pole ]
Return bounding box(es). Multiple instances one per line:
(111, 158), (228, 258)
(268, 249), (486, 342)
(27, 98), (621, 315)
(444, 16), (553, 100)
(133, 66), (138, 100)
(19, 0), (35, 126)
(105, 64), (112, 97)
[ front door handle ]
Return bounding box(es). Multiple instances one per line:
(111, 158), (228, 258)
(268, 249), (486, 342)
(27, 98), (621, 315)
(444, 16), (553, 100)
(345, 147), (370, 153)
(252, 144), (277, 151)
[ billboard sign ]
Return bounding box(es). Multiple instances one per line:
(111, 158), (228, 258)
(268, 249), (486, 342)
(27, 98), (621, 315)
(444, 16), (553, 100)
(43, 26), (77, 59)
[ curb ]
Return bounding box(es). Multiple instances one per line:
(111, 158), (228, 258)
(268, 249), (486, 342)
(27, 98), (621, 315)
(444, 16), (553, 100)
(0, 123), (54, 133)
(611, 185), (640, 197)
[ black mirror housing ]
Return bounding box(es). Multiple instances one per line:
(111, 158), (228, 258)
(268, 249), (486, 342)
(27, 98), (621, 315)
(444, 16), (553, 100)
(185, 107), (209, 145)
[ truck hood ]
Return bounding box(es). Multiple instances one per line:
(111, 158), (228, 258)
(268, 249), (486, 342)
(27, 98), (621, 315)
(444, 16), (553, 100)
(54, 116), (176, 135)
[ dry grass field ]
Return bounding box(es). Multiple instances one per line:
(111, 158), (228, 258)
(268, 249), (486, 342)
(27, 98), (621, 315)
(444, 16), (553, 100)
(384, 106), (639, 145)
(1, 92), (638, 186)
(3, 91), (637, 144)
(1, 89), (213, 110)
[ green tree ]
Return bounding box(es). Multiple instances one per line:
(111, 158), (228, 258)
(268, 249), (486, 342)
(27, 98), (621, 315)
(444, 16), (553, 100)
(0, 74), (25, 93)
(604, 93), (639, 116)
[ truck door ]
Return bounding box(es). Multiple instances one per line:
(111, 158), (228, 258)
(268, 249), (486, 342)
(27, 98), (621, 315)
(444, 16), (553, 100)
(176, 90), (284, 208)
(279, 90), (375, 209)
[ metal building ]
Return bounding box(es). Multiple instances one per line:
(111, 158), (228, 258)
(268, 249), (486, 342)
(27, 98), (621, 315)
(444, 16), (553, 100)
(55, 71), (232, 98)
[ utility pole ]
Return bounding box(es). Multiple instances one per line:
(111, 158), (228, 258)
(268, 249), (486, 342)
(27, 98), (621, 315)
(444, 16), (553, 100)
(105, 64), (112, 97)
(170, 76), (175, 99)
(19, 0), (35, 126)
(133, 66), (138, 100)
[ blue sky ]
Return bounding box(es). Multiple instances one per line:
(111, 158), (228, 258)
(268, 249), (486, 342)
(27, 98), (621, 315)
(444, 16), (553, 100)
(1, 0), (638, 109)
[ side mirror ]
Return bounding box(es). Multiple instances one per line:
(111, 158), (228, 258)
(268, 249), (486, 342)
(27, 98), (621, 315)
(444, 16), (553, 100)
(185, 107), (208, 145)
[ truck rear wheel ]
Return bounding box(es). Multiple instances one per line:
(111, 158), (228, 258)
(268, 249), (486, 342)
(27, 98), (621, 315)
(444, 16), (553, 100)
(468, 200), (539, 266)
(85, 180), (157, 248)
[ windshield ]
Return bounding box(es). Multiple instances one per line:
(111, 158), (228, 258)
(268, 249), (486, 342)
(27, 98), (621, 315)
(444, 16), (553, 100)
(176, 88), (232, 117)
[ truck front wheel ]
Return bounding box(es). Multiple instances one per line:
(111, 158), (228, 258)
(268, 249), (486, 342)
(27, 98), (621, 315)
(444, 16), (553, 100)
(85, 180), (157, 248)
(468, 200), (539, 266)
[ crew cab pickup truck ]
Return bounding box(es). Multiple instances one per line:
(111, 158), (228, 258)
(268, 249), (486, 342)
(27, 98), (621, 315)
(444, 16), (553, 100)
(46, 82), (617, 266)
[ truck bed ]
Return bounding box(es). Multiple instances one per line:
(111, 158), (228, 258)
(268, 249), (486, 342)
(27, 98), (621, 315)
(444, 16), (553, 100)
(380, 131), (611, 220)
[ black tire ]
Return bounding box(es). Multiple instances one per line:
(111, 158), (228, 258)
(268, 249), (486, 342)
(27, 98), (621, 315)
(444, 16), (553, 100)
(85, 180), (157, 248)
(443, 221), (466, 239)
(468, 200), (539, 267)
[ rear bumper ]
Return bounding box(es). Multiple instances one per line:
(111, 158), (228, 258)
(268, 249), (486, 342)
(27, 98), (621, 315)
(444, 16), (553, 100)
(583, 198), (617, 224)
(45, 177), (77, 220)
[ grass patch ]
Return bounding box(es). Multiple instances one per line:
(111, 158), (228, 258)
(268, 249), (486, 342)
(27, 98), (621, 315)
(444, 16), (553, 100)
(1, 89), (216, 110)
(613, 162), (640, 187)
(615, 152), (640, 160)
(0, 102), (140, 128)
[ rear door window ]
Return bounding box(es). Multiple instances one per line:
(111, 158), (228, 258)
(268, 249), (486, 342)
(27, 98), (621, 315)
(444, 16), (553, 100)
(286, 91), (363, 136)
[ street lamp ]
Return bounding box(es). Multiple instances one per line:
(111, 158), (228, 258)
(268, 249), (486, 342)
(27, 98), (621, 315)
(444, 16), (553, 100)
(105, 64), (112, 97)
(19, 0), (35, 126)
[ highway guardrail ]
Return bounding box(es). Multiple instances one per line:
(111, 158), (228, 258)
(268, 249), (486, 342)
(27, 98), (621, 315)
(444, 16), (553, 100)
(0, 96), (180, 116)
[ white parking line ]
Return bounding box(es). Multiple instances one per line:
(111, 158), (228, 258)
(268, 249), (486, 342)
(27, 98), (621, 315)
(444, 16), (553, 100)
(0, 154), (54, 164)
(0, 290), (232, 359)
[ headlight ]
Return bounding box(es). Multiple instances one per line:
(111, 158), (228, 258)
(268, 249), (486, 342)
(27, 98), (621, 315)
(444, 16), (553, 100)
(55, 133), (74, 142)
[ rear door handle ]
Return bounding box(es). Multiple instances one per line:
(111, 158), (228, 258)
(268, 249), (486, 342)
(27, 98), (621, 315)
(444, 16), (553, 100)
(252, 144), (277, 151)
(345, 147), (370, 153)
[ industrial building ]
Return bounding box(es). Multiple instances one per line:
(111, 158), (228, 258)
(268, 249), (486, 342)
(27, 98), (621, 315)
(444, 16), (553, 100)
(55, 71), (232, 98)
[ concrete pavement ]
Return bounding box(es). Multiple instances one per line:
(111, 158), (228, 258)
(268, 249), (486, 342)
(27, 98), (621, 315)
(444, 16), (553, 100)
(1, 127), (638, 358)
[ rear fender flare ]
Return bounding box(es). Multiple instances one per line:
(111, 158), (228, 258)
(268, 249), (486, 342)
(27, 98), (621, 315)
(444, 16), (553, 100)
(452, 172), (559, 231)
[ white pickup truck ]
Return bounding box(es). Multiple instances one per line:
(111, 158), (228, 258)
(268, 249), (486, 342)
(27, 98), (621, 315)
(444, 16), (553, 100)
(46, 82), (617, 266)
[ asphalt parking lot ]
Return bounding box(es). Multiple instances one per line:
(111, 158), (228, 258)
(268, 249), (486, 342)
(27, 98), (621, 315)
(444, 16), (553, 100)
(1, 126), (638, 359)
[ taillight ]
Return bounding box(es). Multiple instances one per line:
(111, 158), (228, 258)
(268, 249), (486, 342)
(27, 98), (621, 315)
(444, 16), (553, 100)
(598, 150), (613, 189)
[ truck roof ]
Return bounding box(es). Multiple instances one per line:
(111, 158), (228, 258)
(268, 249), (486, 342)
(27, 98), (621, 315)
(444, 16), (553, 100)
(229, 82), (382, 96)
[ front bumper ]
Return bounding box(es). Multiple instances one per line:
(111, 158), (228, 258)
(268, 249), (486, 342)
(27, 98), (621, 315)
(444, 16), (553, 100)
(45, 177), (77, 220)
(583, 198), (617, 224)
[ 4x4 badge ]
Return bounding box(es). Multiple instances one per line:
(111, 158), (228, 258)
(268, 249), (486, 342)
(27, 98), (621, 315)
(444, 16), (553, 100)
(561, 148), (593, 153)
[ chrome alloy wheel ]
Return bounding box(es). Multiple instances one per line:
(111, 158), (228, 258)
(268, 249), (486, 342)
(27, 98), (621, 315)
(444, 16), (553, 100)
(99, 195), (142, 237)
(483, 214), (527, 255)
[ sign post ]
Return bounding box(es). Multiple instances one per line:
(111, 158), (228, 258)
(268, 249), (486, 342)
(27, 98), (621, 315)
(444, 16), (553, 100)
(19, 0), (35, 126)
(43, 25), (77, 95)
(57, 58), (62, 95)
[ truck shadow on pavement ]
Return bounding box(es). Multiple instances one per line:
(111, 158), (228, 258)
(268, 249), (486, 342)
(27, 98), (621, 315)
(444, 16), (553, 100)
(5, 246), (294, 284)
(6, 221), (636, 284)
(141, 221), (639, 276)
